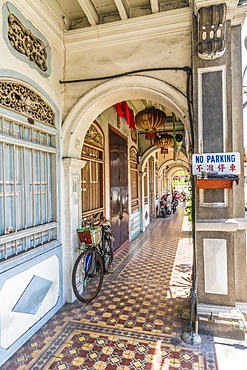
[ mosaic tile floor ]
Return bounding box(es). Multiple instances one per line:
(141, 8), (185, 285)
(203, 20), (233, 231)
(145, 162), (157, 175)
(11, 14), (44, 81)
(3, 205), (244, 369)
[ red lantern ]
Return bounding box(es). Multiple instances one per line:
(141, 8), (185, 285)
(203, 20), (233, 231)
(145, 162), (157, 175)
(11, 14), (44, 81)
(135, 106), (167, 143)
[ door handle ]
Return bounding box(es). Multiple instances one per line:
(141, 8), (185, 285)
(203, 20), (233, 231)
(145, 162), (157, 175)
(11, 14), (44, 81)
(119, 213), (124, 220)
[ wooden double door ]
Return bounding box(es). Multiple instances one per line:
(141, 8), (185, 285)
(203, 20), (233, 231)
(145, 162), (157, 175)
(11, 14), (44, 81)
(109, 128), (129, 251)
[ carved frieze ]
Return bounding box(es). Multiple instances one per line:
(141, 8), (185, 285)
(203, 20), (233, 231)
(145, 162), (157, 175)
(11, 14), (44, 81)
(0, 81), (55, 126)
(131, 129), (137, 143)
(198, 4), (226, 59)
(130, 147), (138, 162)
(8, 14), (48, 72)
(85, 123), (103, 147)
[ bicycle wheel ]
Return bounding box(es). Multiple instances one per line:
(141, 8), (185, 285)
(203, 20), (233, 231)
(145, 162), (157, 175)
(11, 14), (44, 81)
(103, 235), (113, 272)
(72, 248), (104, 303)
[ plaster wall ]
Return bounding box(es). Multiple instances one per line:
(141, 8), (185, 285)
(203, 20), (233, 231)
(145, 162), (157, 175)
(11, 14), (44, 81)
(62, 23), (192, 120)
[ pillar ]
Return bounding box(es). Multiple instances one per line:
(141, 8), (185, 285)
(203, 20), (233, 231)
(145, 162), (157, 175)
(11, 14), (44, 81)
(62, 157), (86, 302)
(193, 1), (247, 339)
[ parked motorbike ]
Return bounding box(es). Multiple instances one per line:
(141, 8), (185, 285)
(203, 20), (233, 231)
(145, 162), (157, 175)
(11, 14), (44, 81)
(160, 194), (171, 218)
(171, 190), (181, 213)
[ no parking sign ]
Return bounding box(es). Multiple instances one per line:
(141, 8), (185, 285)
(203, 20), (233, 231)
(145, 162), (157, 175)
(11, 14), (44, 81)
(192, 152), (241, 175)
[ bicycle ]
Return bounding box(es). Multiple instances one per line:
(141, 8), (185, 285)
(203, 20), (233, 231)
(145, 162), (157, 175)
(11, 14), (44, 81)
(72, 212), (114, 303)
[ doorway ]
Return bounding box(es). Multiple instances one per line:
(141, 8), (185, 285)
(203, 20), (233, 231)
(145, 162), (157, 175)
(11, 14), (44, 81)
(109, 128), (129, 251)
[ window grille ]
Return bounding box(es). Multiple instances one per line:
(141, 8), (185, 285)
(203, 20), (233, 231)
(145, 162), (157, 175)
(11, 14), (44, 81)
(0, 113), (58, 261)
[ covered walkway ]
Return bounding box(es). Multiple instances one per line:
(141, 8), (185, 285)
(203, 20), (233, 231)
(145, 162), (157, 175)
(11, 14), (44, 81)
(3, 206), (247, 369)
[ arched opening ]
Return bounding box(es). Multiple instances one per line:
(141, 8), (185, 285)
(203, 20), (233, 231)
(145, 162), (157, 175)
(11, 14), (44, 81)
(62, 75), (192, 301)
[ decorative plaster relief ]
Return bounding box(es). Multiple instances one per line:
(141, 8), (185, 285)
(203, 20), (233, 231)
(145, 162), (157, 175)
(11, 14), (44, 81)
(12, 275), (53, 314)
(198, 4), (226, 59)
(2, 3), (51, 77)
(203, 238), (228, 295)
(0, 81), (55, 126)
(8, 14), (48, 72)
(0, 255), (59, 349)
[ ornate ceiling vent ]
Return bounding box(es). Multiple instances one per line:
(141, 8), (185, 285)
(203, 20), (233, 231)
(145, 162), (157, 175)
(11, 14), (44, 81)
(8, 14), (47, 72)
(0, 81), (55, 126)
(2, 3), (51, 77)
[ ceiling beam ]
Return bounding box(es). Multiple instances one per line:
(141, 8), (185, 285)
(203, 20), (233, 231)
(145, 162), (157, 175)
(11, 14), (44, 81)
(150, 0), (159, 13)
(113, 0), (130, 20)
(126, 100), (138, 114)
(77, 0), (99, 26)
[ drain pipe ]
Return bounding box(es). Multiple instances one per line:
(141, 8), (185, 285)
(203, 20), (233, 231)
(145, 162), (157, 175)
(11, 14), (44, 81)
(60, 66), (200, 343)
(181, 68), (202, 345)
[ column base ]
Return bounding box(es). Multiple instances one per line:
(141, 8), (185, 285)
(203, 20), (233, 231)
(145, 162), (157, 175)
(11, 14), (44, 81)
(197, 303), (247, 340)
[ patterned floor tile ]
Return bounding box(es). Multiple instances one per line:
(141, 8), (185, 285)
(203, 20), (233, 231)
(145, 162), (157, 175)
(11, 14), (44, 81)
(2, 206), (220, 370)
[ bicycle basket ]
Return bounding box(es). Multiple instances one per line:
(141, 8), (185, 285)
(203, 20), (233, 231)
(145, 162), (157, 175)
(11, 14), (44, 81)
(77, 226), (102, 245)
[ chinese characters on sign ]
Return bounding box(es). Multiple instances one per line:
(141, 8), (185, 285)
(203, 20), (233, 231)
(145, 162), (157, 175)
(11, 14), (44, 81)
(192, 152), (241, 175)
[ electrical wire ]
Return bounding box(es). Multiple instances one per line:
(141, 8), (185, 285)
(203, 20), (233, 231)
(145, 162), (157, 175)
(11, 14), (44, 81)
(59, 66), (191, 84)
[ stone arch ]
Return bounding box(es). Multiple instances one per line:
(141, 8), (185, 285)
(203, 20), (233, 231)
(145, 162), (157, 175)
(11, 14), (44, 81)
(139, 146), (160, 172)
(62, 75), (191, 158)
(158, 159), (190, 194)
(159, 159), (190, 178)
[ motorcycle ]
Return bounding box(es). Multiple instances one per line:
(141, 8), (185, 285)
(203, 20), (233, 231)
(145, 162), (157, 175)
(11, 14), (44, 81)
(160, 194), (171, 217)
(171, 190), (181, 213)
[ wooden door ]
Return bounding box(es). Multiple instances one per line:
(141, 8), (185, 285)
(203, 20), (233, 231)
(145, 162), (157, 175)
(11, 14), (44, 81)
(109, 129), (129, 251)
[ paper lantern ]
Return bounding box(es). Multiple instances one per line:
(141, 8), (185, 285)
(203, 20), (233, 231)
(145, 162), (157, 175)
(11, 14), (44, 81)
(154, 133), (174, 157)
(135, 106), (167, 143)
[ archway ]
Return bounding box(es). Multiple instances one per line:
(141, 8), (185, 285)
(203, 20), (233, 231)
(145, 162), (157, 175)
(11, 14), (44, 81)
(61, 75), (191, 301)
(62, 75), (191, 158)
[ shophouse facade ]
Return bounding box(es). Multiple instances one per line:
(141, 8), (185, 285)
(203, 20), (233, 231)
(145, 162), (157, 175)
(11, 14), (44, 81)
(0, 0), (247, 365)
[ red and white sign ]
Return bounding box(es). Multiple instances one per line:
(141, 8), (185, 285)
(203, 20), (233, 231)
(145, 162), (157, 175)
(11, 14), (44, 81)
(192, 152), (241, 175)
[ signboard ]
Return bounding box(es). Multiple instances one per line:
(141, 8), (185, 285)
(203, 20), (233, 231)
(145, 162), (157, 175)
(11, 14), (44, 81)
(192, 152), (241, 175)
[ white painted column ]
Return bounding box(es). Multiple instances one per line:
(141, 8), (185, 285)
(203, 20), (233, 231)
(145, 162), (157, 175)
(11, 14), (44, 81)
(139, 171), (146, 232)
(62, 157), (86, 303)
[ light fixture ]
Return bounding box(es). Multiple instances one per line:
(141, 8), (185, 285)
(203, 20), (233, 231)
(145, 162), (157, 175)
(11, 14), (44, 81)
(135, 106), (167, 143)
(154, 133), (174, 156)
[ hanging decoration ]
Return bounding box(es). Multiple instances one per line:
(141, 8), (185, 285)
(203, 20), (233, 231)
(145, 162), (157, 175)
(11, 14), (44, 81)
(172, 113), (183, 161)
(174, 133), (183, 160)
(115, 101), (136, 130)
(154, 133), (174, 157)
(135, 106), (167, 143)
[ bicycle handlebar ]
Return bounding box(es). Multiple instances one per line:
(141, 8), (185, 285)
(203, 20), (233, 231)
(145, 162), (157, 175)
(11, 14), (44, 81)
(82, 214), (114, 227)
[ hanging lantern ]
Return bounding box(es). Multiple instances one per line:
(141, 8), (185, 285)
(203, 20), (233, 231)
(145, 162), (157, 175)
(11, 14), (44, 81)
(135, 106), (167, 143)
(154, 133), (174, 157)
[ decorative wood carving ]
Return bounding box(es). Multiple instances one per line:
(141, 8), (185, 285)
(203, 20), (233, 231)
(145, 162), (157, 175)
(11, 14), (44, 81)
(131, 129), (137, 143)
(130, 146), (138, 162)
(0, 81), (55, 126)
(8, 14), (48, 72)
(85, 123), (103, 147)
(198, 4), (226, 59)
